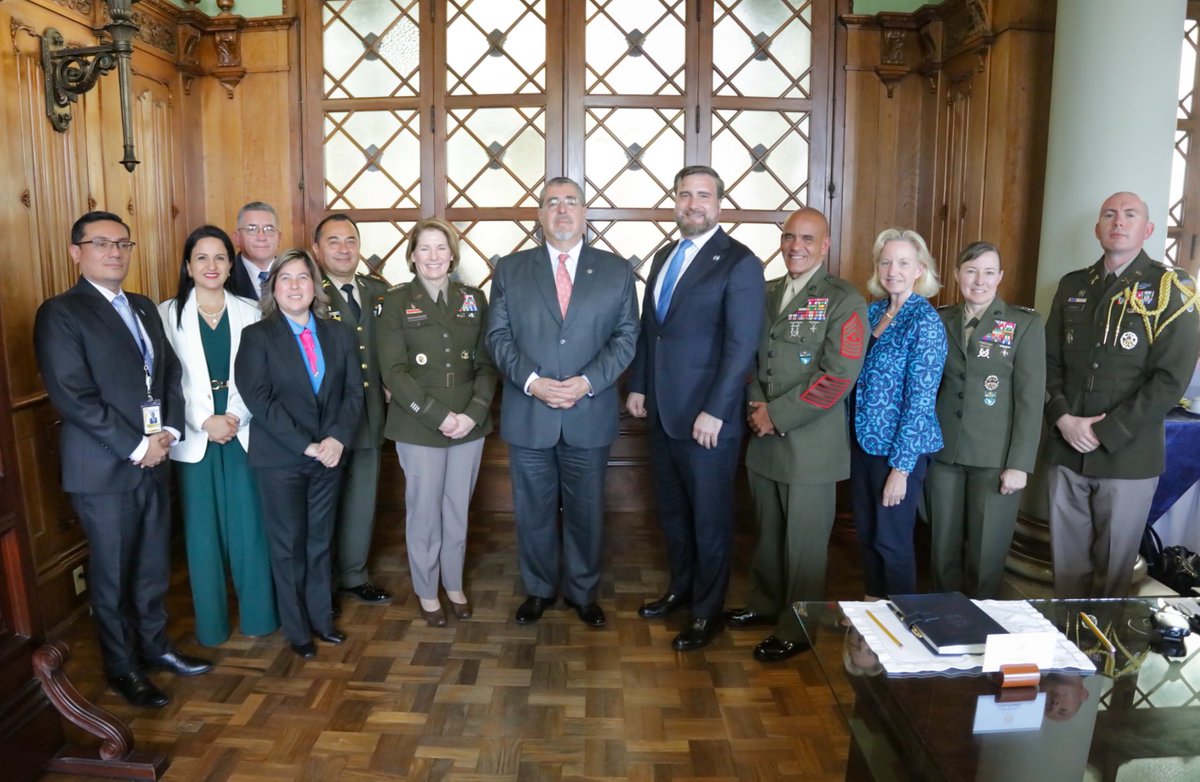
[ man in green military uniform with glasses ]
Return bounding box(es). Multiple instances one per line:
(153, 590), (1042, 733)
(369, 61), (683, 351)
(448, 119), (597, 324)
(1045, 191), (1200, 598)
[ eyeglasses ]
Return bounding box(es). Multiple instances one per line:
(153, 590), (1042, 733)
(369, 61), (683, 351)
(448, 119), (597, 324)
(239, 224), (278, 235)
(76, 239), (136, 251)
(542, 196), (581, 209)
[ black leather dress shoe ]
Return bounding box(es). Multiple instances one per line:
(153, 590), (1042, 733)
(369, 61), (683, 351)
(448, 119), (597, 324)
(672, 617), (724, 651)
(515, 595), (554, 624)
(638, 592), (690, 619)
(340, 582), (393, 604)
(315, 629), (346, 645)
(724, 607), (776, 628)
(108, 672), (169, 708)
(753, 635), (811, 662)
(291, 642), (317, 659)
(140, 648), (213, 677)
(564, 599), (606, 627)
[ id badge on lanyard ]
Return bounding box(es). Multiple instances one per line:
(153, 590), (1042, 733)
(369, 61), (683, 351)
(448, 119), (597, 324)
(140, 363), (162, 435)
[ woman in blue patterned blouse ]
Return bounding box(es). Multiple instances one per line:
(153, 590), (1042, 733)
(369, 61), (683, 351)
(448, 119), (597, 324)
(851, 229), (948, 598)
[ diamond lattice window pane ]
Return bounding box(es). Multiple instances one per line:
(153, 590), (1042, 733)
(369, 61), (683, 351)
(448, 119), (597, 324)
(587, 219), (679, 302)
(452, 220), (541, 292)
(447, 0), (547, 95)
(585, 0), (686, 96)
(325, 110), (421, 209)
(323, 0), (420, 99)
(584, 108), (685, 209)
(355, 221), (413, 284)
(713, 0), (812, 99)
(1180, 20), (1197, 119)
(447, 108), (546, 208)
(712, 110), (809, 211)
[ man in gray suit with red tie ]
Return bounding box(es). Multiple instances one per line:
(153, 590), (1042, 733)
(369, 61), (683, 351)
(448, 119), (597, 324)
(486, 177), (640, 627)
(627, 165), (766, 651)
(34, 211), (212, 708)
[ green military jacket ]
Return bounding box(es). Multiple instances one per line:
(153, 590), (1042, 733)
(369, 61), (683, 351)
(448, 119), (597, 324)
(324, 272), (389, 449)
(745, 268), (868, 485)
(1044, 251), (1200, 479)
(933, 297), (1045, 471)
(376, 279), (496, 448)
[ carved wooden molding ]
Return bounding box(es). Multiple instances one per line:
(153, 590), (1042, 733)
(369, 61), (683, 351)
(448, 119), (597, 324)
(45, 0), (94, 17)
(32, 641), (168, 780)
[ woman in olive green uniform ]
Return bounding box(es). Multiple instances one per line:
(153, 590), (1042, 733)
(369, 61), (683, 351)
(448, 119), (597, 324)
(377, 218), (497, 626)
(926, 241), (1046, 598)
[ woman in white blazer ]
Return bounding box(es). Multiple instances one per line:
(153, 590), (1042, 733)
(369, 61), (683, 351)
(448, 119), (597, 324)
(159, 225), (277, 646)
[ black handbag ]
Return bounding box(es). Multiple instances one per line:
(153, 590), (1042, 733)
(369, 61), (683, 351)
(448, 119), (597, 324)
(1142, 526), (1200, 594)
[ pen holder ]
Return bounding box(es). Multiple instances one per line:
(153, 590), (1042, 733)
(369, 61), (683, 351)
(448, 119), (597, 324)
(998, 663), (1041, 689)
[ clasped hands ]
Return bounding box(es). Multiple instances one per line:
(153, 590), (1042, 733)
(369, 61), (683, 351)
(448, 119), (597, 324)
(135, 431), (176, 469)
(202, 413), (240, 444)
(1056, 413), (1106, 454)
(531, 376), (590, 409)
(439, 412), (477, 440)
(305, 437), (345, 468)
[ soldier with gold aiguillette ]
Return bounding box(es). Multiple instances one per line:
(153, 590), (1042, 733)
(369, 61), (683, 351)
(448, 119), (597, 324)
(1044, 191), (1200, 598)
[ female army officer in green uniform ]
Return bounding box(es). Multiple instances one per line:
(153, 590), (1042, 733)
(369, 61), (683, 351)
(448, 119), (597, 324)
(377, 218), (497, 626)
(925, 241), (1045, 598)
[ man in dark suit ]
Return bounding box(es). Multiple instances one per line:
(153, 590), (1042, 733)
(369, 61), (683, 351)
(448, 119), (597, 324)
(312, 214), (392, 604)
(486, 177), (639, 627)
(229, 200), (280, 300)
(627, 165), (766, 651)
(34, 211), (212, 708)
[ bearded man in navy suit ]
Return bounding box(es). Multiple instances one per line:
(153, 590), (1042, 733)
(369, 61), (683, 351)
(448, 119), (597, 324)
(627, 166), (766, 651)
(34, 211), (212, 708)
(486, 177), (639, 628)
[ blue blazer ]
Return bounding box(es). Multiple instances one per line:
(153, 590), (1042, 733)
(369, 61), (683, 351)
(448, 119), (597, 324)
(853, 295), (947, 472)
(629, 228), (765, 440)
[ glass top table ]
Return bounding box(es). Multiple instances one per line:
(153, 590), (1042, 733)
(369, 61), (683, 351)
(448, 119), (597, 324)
(793, 598), (1200, 781)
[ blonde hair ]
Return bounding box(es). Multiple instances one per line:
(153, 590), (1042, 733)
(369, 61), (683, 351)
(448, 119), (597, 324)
(406, 217), (461, 275)
(866, 228), (941, 299)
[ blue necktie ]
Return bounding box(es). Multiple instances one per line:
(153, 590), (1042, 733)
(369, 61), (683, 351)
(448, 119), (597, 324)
(113, 293), (152, 375)
(257, 270), (269, 298)
(656, 239), (693, 323)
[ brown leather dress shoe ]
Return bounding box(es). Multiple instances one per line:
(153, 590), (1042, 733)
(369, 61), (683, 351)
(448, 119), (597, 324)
(420, 605), (448, 627)
(449, 599), (472, 620)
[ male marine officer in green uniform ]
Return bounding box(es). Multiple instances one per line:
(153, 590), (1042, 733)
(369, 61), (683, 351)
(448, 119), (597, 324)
(1045, 191), (1200, 598)
(313, 214), (393, 604)
(724, 207), (868, 662)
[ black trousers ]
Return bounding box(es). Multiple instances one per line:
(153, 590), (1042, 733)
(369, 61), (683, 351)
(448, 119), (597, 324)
(72, 472), (171, 677)
(850, 441), (929, 597)
(255, 461), (341, 645)
(648, 419), (740, 620)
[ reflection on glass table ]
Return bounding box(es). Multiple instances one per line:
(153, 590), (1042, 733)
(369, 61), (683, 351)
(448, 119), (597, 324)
(795, 598), (1200, 782)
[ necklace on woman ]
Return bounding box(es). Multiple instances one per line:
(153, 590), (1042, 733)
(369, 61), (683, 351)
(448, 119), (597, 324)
(198, 301), (226, 321)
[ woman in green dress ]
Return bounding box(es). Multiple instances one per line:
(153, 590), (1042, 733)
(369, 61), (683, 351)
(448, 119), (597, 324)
(159, 225), (278, 646)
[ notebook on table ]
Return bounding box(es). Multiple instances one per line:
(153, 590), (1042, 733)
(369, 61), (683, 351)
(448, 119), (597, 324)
(888, 592), (1009, 655)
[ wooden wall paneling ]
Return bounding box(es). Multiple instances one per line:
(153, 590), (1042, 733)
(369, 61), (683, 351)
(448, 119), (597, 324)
(128, 76), (181, 303)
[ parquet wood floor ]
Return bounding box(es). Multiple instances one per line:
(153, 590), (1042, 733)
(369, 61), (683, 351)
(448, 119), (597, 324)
(40, 506), (867, 782)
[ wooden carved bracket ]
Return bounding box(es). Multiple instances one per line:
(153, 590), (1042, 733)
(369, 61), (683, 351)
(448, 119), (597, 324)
(210, 22), (246, 99)
(874, 24), (914, 99)
(32, 641), (168, 780)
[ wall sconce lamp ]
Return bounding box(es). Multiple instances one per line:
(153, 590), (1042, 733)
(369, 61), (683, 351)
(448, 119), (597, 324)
(40, 0), (140, 172)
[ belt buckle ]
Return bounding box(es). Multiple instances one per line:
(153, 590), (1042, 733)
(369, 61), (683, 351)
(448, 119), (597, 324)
(211, 379), (227, 391)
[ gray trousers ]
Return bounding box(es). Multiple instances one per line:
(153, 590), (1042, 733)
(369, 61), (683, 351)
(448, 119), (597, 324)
(745, 472), (837, 642)
(1047, 464), (1158, 598)
(395, 439), (484, 599)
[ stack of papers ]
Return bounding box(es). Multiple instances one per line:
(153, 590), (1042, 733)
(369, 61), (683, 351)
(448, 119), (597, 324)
(839, 599), (1096, 677)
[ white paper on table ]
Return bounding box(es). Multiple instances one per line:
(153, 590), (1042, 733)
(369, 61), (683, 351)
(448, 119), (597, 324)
(972, 693), (1046, 733)
(981, 631), (1057, 673)
(839, 599), (1096, 677)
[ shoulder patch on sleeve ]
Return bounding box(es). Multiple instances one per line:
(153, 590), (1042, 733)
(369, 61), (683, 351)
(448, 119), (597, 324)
(840, 311), (864, 359)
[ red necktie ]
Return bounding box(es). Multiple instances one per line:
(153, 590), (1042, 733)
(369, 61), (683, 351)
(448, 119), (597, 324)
(555, 253), (572, 318)
(299, 327), (318, 376)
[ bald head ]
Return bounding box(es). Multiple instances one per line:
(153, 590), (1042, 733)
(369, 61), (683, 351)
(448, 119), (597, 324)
(1095, 191), (1153, 268)
(780, 207), (831, 278)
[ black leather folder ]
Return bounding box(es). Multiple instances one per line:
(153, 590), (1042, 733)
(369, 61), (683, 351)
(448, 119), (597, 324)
(888, 592), (1009, 655)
